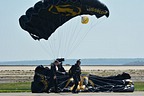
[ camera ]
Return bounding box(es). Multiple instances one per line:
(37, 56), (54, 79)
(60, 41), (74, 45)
(56, 58), (65, 62)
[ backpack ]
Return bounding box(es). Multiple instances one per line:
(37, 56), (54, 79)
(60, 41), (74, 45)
(68, 65), (75, 77)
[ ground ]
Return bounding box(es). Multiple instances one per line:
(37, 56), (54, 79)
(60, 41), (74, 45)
(0, 66), (144, 83)
(0, 92), (144, 96)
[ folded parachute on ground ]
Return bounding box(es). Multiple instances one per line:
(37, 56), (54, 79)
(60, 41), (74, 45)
(19, 0), (109, 40)
(31, 65), (134, 93)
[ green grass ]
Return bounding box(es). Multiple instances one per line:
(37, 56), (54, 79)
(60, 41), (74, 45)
(134, 82), (144, 91)
(0, 82), (143, 92)
(0, 82), (31, 92)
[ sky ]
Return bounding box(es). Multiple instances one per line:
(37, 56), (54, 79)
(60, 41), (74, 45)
(0, 0), (144, 61)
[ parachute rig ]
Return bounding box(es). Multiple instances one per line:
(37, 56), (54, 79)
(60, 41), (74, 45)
(19, 0), (109, 58)
(19, 0), (109, 40)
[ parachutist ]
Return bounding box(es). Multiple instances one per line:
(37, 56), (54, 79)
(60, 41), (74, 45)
(47, 60), (60, 93)
(69, 59), (81, 93)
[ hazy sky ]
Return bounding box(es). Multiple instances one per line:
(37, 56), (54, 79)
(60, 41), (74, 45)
(0, 0), (144, 61)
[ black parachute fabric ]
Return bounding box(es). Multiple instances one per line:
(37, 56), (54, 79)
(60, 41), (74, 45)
(31, 65), (134, 93)
(19, 0), (109, 40)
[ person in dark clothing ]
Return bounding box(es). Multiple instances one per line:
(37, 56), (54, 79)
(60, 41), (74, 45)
(56, 58), (66, 73)
(57, 62), (66, 73)
(47, 60), (60, 93)
(69, 59), (81, 93)
(56, 58), (67, 75)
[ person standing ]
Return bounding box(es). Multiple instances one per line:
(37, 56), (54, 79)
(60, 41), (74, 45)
(69, 59), (81, 93)
(47, 60), (60, 93)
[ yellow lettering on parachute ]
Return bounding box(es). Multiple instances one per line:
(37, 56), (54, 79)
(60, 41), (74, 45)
(48, 5), (81, 16)
(87, 8), (107, 15)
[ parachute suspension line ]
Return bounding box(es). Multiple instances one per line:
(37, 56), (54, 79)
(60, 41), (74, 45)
(33, 22), (56, 59)
(65, 16), (83, 57)
(45, 28), (59, 59)
(70, 15), (89, 45)
(58, 16), (67, 58)
(57, 16), (64, 58)
(62, 3), (85, 58)
(57, 28), (61, 57)
(45, 33), (57, 59)
(69, 17), (81, 49)
(29, 16), (59, 59)
(60, 16), (68, 58)
(61, 17), (76, 58)
(45, 40), (55, 59)
(41, 16), (106, 59)
(19, 0), (110, 60)
(47, 16), (67, 59)
(90, 18), (106, 31)
(66, 17), (107, 58)
(52, 33), (60, 58)
(39, 16), (106, 59)
(66, 17), (93, 58)
(53, 32), (58, 58)
(50, 15), (69, 58)
(39, 41), (55, 59)
(62, 19), (71, 57)
(57, 16), (62, 57)
(62, 17), (69, 58)
(48, 37), (56, 59)
(64, 17), (80, 57)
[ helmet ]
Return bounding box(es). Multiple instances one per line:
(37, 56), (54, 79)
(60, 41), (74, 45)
(76, 59), (81, 64)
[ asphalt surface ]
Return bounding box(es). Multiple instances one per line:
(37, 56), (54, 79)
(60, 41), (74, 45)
(0, 92), (144, 96)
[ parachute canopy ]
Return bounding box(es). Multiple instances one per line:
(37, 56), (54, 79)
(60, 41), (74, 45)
(19, 0), (109, 40)
(31, 65), (134, 93)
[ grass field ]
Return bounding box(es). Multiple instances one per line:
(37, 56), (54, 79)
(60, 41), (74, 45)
(0, 82), (31, 92)
(0, 82), (143, 92)
(134, 82), (144, 91)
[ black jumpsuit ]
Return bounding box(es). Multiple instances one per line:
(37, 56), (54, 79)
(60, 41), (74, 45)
(70, 64), (81, 93)
(47, 63), (58, 92)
